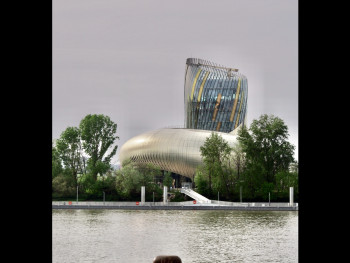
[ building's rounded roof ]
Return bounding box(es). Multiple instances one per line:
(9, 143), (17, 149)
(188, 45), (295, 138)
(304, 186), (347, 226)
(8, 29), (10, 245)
(119, 128), (238, 178)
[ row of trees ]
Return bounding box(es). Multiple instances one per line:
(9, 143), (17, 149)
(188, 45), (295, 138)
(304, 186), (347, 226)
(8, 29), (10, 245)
(53, 113), (298, 202)
(52, 115), (176, 201)
(195, 114), (298, 202)
(53, 156), (175, 202)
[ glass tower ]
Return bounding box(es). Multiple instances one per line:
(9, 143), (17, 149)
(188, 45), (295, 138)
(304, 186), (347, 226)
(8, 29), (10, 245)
(184, 58), (248, 133)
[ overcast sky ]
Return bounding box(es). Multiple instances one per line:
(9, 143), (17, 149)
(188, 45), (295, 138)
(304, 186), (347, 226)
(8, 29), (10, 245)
(53, 0), (298, 165)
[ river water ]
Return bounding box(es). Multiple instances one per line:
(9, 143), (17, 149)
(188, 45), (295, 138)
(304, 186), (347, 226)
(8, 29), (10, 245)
(52, 209), (298, 263)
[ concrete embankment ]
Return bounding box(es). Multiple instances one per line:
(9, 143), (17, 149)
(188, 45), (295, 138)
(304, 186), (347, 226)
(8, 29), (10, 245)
(52, 201), (298, 211)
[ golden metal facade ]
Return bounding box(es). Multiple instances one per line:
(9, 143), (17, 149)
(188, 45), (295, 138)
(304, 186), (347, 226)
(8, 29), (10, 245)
(119, 128), (238, 178)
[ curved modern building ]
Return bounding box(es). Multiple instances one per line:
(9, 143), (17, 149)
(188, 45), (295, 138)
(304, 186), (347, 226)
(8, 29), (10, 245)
(119, 128), (238, 179)
(119, 58), (248, 180)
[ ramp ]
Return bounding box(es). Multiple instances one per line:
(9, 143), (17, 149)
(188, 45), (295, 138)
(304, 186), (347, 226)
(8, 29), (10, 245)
(180, 188), (211, 203)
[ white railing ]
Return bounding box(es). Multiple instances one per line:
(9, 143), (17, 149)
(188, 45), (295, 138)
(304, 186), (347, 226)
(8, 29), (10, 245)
(52, 201), (298, 208)
(210, 200), (298, 207)
(180, 188), (211, 203)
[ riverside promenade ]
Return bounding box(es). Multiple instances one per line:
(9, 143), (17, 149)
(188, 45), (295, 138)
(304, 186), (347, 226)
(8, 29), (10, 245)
(52, 200), (298, 211)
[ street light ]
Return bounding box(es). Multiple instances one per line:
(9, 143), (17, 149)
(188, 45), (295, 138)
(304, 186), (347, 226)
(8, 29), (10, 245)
(240, 186), (242, 203)
(77, 185), (79, 203)
(103, 191), (105, 204)
(239, 180), (244, 203)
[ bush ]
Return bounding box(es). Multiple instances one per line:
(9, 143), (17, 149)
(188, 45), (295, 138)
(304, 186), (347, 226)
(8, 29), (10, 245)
(52, 174), (75, 197)
(169, 190), (186, 202)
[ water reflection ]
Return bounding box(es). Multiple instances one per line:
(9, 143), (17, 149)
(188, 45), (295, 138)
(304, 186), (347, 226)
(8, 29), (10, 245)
(53, 209), (298, 263)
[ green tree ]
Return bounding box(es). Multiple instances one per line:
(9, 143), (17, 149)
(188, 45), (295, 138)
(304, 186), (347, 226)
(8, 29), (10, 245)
(237, 114), (295, 185)
(199, 132), (232, 197)
(116, 159), (144, 200)
(133, 162), (160, 187)
(289, 161), (299, 173)
(90, 173), (119, 200)
(257, 182), (274, 201)
(116, 160), (162, 201)
(52, 142), (63, 179)
(52, 173), (76, 197)
(230, 143), (246, 182)
(78, 173), (96, 196)
(163, 171), (173, 189)
(217, 143), (247, 200)
(195, 141), (247, 201)
(133, 162), (162, 200)
(238, 162), (265, 200)
(194, 165), (210, 197)
(275, 169), (298, 193)
(56, 127), (84, 188)
(79, 114), (119, 181)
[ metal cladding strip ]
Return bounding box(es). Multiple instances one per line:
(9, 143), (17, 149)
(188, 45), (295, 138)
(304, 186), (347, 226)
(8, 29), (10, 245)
(211, 68), (226, 130)
(229, 78), (241, 122)
(190, 69), (202, 101)
(206, 70), (221, 129)
(192, 70), (206, 122)
(239, 81), (248, 127)
(187, 66), (198, 109)
(214, 75), (224, 127)
(194, 71), (210, 129)
(185, 64), (193, 102)
(203, 70), (218, 128)
(185, 66), (196, 128)
(237, 81), (247, 128)
(218, 72), (231, 130)
(191, 58), (239, 75)
(234, 90), (244, 129)
(225, 75), (237, 132)
(189, 68), (205, 128)
(184, 64), (189, 101)
(199, 76), (211, 130)
(207, 79), (217, 129)
(212, 93), (222, 121)
(197, 71), (210, 102)
(217, 76), (227, 130)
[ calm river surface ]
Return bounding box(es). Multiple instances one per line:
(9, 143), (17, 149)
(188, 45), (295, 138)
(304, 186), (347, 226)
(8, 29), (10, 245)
(52, 209), (298, 263)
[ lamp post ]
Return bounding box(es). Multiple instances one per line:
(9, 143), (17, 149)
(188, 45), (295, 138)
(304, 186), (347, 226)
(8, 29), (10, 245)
(218, 192), (219, 202)
(239, 180), (244, 203)
(240, 186), (242, 203)
(77, 185), (79, 203)
(103, 191), (105, 205)
(269, 192), (270, 206)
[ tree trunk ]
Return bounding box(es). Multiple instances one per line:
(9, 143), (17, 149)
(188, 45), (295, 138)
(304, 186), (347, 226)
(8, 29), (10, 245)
(92, 171), (98, 181)
(222, 174), (231, 200)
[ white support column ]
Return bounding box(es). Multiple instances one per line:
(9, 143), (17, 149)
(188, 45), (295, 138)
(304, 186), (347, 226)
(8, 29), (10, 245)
(289, 187), (294, 207)
(163, 186), (168, 204)
(141, 186), (145, 204)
